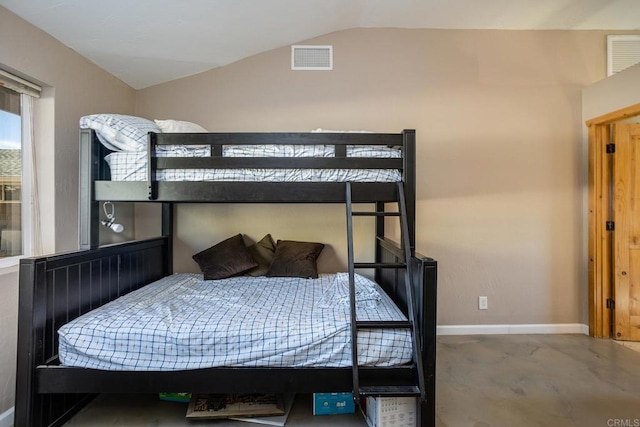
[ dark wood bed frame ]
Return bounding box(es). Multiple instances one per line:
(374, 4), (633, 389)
(16, 129), (437, 427)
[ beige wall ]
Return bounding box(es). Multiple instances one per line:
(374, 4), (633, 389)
(0, 5), (136, 414)
(136, 28), (611, 327)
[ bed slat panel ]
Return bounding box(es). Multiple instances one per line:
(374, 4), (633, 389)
(79, 262), (92, 315)
(16, 237), (170, 427)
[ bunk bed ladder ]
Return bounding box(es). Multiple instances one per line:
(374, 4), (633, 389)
(345, 181), (426, 402)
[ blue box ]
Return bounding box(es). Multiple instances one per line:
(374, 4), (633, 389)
(313, 392), (355, 415)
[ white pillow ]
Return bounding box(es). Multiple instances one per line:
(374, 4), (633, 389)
(154, 119), (208, 133)
(80, 114), (160, 151)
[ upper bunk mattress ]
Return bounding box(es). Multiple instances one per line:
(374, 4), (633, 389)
(104, 144), (403, 182)
(58, 272), (412, 371)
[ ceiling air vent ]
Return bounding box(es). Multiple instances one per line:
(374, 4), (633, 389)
(291, 45), (333, 70)
(607, 35), (640, 76)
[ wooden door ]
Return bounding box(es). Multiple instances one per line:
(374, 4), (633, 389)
(612, 123), (640, 340)
(587, 103), (640, 339)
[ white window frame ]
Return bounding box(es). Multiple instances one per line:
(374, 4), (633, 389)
(0, 70), (41, 269)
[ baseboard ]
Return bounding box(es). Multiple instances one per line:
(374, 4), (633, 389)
(0, 406), (13, 427)
(437, 323), (589, 336)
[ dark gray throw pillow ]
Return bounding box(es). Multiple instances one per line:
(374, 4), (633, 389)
(246, 234), (277, 277)
(266, 240), (325, 279)
(192, 234), (258, 280)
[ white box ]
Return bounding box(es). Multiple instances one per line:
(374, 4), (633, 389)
(364, 396), (417, 427)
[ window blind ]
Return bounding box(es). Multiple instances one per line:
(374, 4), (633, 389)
(0, 86), (20, 115)
(0, 69), (41, 98)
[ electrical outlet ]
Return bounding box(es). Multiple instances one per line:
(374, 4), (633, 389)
(478, 296), (488, 310)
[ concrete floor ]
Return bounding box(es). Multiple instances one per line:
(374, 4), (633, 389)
(63, 334), (640, 427)
(436, 334), (640, 427)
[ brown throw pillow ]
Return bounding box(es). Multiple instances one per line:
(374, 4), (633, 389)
(246, 234), (277, 276)
(266, 240), (325, 279)
(192, 234), (258, 280)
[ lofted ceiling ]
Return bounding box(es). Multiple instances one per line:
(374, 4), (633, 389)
(1, 0), (639, 89)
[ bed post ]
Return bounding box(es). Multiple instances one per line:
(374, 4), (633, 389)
(379, 240), (437, 427)
(374, 201), (385, 283)
(16, 258), (95, 427)
(79, 129), (99, 249)
(162, 202), (174, 275)
(15, 258), (42, 427)
(403, 129), (416, 256)
(418, 256), (437, 427)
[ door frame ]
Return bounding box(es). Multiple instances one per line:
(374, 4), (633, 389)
(586, 102), (640, 337)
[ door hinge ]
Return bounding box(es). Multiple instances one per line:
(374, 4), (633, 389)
(606, 143), (615, 154)
(606, 221), (615, 231)
(606, 298), (615, 309)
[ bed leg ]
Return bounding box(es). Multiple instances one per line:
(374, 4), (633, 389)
(420, 400), (435, 427)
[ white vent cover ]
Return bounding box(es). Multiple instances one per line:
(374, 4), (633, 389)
(291, 45), (333, 70)
(607, 35), (640, 76)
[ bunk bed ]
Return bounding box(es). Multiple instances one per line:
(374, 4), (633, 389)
(16, 122), (437, 427)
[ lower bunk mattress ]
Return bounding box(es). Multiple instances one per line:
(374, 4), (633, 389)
(58, 272), (412, 371)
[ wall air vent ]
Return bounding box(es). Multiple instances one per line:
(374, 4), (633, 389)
(291, 45), (333, 70)
(607, 35), (640, 76)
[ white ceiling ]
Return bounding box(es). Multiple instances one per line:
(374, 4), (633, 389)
(1, 0), (639, 89)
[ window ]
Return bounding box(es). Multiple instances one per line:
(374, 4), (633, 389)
(0, 69), (41, 264)
(0, 86), (22, 258)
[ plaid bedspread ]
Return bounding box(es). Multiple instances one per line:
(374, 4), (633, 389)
(58, 273), (413, 371)
(105, 144), (402, 182)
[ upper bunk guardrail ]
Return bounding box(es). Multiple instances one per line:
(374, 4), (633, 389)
(82, 129), (415, 203)
(152, 131), (406, 147)
(149, 132), (405, 170)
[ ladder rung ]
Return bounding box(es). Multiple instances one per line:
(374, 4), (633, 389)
(354, 262), (406, 269)
(356, 321), (412, 329)
(352, 212), (400, 217)
(359, 385), (421, 397)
